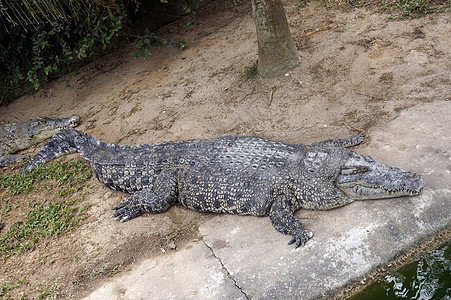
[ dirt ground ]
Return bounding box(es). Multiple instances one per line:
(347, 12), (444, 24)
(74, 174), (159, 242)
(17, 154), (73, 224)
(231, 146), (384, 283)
(0, 0), (450, 298)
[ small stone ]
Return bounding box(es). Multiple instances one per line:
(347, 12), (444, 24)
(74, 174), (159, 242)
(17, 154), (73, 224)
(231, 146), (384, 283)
(168, 240), (177, 250)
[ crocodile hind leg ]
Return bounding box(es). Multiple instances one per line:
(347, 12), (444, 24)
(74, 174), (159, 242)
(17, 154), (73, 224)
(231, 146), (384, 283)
(310, 134), (365, 148)
(112, 169), (178, 222)
(269, 195), (313, 248)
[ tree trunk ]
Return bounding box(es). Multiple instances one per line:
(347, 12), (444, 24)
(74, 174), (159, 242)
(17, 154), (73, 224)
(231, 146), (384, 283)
(251, 0), (300, 77)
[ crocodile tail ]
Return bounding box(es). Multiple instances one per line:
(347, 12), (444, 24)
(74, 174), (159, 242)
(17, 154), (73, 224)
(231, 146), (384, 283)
(20, 127), (85, 173)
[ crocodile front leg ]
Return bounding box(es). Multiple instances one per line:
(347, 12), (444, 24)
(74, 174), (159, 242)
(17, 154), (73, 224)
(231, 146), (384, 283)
(112, 168), (178, 222)
(269, 195), (313, 248)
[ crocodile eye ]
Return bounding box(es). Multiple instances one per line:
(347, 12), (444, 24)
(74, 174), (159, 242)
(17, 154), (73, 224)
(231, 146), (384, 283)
(341, 166), (369, 175)
(354, 166), (369, 174)
(30, 119), (45, 127)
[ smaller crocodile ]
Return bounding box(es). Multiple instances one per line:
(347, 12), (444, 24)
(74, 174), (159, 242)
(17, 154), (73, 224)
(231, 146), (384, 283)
(0, 115), (80, 167)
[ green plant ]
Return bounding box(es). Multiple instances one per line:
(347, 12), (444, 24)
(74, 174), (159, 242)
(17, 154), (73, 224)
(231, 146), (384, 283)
(134, 27), (186, 59)
(91, 265), (107, 277)
(379, 0), (441, 19)
(347, 0), (364, 7)
(297, 0), (329, 8)
(166, 227), (180, 242)
(165, 38), (186, 49)
(38, 283), (61, 299)
(0, 281), (19, 297)
(109, 265), (120, 276)
(297, 0), (312, 8)
(243, 63), (257, 80)
(134, 28), (163, 59)
(1, 202), (12, 215)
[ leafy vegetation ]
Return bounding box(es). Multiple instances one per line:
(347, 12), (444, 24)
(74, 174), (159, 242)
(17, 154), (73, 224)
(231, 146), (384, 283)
(379, 0), (448, 19)
(134, 27), (185, 59)
(0, 0), (186, 105)
(0, 159), (92, 259)
(0, 1), (130, 104)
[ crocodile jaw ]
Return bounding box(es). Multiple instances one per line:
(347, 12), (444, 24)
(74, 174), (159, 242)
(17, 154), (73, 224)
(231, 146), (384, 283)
(335, 152), (425, 200)
(30, 115), (80, 141)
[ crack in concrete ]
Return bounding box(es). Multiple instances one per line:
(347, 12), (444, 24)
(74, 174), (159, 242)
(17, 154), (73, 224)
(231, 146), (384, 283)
(203, 241), (250, 300)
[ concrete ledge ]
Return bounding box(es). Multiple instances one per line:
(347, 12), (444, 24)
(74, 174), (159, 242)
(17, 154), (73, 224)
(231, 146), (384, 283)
(85, 241), (246, 299)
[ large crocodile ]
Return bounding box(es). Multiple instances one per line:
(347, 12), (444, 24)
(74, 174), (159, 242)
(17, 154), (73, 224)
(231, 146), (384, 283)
(0, 115), (80, 167)
(21, 128), (425, 247)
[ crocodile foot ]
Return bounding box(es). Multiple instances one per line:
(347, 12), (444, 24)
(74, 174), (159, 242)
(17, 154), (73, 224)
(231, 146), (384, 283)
(288, 229), (314, 248)
(111, 199), (145, 222)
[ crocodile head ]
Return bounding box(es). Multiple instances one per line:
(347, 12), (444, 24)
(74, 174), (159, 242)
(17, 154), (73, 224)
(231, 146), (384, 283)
(336, 151), (425, 200)
(27, 115), (80, 144)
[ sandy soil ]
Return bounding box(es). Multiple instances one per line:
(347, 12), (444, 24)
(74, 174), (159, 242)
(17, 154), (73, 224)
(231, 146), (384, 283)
(0, 0), (449, 298)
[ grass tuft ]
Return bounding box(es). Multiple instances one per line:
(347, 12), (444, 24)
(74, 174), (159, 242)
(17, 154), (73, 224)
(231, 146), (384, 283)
(1, 158), (91, 196)
(243, 63), (258, 81)
(0, 158), (92, 259)
(0, 201), (83, 258)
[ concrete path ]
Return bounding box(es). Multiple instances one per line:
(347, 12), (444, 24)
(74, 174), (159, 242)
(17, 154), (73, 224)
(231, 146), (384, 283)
(85, 101), (450, 300)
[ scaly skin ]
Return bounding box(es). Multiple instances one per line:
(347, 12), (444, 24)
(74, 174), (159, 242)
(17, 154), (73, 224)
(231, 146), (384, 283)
(21, 128), (425, 247)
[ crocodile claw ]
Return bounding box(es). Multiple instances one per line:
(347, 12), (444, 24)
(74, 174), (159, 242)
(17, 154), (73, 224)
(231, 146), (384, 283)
(110, 214), (131, 222)
(288, 230), (314, 248)
(119, 216), (131, 222)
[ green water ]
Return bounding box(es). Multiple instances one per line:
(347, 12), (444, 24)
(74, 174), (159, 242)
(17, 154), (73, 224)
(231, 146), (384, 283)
(352, 242), (451, 300)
